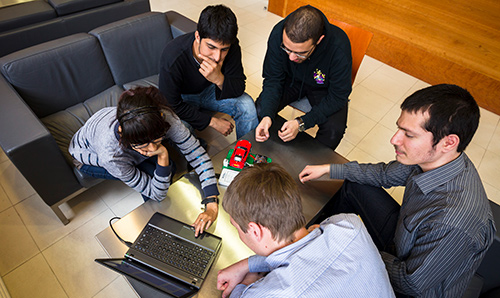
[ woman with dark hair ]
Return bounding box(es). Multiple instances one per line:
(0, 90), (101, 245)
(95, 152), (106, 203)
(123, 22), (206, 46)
(69, 86), (218, 235)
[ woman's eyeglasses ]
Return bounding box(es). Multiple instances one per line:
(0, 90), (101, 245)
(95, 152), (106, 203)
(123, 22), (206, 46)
(131, 136), (165, 150)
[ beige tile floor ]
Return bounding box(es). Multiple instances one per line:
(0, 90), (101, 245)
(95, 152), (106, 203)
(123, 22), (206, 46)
(1, 0), (500, 297)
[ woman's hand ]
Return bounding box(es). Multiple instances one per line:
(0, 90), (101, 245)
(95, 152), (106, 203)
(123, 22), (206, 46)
(153, 145), (170, 167)
(193, 200), (218, 237)
(135, 144), (170, 167)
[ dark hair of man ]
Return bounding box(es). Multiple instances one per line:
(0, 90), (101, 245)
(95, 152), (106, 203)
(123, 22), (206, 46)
(116, 86), (172, 148)
(197, 4), (238, 45)
(283, 5), (325, 44)
(401, 84), (479, 152)
(223, 163), (306, 243)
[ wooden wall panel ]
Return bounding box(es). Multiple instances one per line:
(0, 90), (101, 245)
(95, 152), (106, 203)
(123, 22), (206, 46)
(268, 0), (500, 115)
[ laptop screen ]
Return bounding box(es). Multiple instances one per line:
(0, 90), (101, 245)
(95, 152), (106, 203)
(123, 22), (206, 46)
(95, 258), (197, 298)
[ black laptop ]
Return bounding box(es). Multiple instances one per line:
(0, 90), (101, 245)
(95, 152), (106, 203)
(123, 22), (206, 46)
(96, 212), (222, 297)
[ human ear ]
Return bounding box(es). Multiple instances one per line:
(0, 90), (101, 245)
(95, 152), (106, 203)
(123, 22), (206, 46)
(247, 222), (263, 241)
(316, 35), (325, 45)
(442, 134), (460, 152)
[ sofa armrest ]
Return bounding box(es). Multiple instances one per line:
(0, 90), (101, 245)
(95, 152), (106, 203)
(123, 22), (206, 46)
(0, 76), (82, 206)
(165, 10), (197, 38)
(475, 201), (500, 294)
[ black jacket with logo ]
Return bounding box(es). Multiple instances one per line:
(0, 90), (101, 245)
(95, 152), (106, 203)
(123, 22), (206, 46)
(259, 7), (352, 129)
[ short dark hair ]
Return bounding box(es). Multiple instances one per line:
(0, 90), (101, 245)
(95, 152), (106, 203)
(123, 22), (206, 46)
(116, 86), (172, 148)
(284, 5), (325, 44)
(197, 5), (238, 45)
(223, 163), (306, 242)
(401, 84), (479, 152)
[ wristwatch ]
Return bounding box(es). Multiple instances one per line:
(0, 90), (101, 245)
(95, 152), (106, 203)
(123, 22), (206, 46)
(296, 117), (305, 132)
(201, 197), (219, 209)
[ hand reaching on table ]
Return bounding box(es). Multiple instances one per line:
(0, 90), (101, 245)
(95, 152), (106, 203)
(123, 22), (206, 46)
(217, 258), (250, 298)
(192, 200), (218, 237)
(255, 116), (272, 142)
(278, 119), (300, 142)
(299, 164), (330, 183)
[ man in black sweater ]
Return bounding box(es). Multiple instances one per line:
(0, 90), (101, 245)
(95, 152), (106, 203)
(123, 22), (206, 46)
(255, 5), (352, 149)
(159, 5), (258, 139)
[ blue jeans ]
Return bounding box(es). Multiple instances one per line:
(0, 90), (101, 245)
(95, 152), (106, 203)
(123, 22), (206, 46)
(79, 156), (175, 202)
(181, 84), (258, 139)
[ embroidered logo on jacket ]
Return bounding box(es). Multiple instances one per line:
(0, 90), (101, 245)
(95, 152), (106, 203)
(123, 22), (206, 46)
(313, 69), (325, 84)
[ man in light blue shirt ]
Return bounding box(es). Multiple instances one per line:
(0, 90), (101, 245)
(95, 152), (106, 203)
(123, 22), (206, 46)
(217, 163), (394, 298)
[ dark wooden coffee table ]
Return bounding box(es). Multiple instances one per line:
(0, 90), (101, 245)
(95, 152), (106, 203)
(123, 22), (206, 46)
(95, 116), (348, 297)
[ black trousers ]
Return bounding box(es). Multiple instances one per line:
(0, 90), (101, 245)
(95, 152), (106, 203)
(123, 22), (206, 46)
(256, 78), (348, 150)
(314, 180), (401, 252)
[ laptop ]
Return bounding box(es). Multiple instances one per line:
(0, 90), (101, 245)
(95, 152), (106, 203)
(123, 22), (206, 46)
(96, 212), (222, 297)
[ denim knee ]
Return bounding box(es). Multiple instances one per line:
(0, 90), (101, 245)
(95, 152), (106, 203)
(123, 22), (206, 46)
(235, 93), (257, 113)
(233, 93), (258, 138)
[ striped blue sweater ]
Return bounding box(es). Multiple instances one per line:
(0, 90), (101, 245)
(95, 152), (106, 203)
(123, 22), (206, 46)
(69, 107), (218, 201)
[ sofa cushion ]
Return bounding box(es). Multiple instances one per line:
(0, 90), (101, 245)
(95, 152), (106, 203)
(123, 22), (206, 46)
(0, 33), (115, 118)
(0, 1), (56, 33)
(41, 85), (123, 165)
(48, 0), (121, 16)
(0, 19), (68, 57)
(90, 12), (172, 87)
(61, 0), (151, 34)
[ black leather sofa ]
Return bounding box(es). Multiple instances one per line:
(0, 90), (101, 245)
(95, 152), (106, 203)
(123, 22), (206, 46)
(0, 11), (197, 224)
(0, 0), (150, 57)
(472, 200), (500, 297)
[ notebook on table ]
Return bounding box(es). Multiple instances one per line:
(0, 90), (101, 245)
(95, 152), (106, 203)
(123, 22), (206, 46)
(96, 212), (222, 298)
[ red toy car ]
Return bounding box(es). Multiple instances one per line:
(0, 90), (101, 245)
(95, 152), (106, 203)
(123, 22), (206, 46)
(229, 140), (251, 169)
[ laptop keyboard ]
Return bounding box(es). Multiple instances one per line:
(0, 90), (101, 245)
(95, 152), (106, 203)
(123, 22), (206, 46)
(133, 225), (214, 278)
